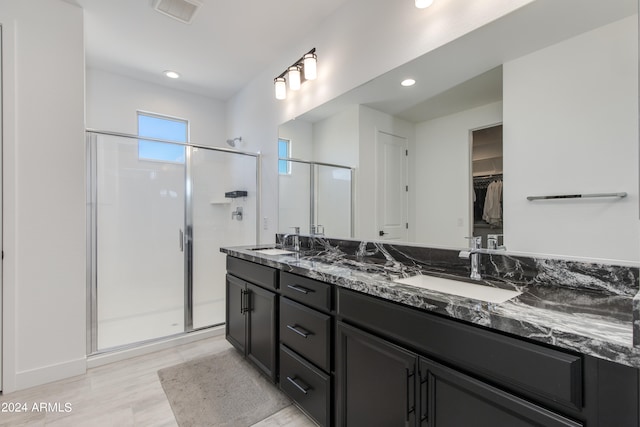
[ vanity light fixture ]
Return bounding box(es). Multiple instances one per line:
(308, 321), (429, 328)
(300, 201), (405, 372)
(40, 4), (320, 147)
(415, 0), (434, 8)
(288, 66), (301, 90)
(163, 70), (181, 79)
(274, 77), (287, 100)
(303, 52), (317, 80)
(274, 48), (317, 100)
(401, 78), (416, 87)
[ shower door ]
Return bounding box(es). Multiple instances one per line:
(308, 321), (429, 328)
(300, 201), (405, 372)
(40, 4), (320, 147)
(88, 132), (258, 352)
(92, 134), (186, 350)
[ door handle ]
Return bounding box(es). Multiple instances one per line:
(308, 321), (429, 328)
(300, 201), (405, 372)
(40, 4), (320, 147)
(406, 368), (415, 422)
(286, 324), (310, 338)
(286, 376), (310, 394)
(379, 230), (387, 236)
(179, 229), (184, 252)
(287, 284), (312, 294)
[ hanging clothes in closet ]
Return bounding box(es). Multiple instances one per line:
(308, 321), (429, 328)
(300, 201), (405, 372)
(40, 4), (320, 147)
(473, 174), (503, 226)
(482, 179), (503, 226)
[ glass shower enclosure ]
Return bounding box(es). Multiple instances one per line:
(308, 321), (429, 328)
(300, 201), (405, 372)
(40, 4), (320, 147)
(86, 131), (259, 353)
(278, 158), (353, 237)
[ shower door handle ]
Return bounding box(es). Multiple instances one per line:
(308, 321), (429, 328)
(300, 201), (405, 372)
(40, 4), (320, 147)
(179, 229), (184, 252)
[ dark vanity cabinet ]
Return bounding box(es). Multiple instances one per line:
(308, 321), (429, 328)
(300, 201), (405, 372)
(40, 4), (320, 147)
(224, 255), (640, 427)
(278, 272), (333, 426)
(225, 257), (278, 381)
(336, 287), (639, 427)
(337, 321), (582, 427)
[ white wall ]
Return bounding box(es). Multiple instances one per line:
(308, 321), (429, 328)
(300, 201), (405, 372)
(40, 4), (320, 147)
(1, 0), (86, 392)
(86, 68), (227, 146)
(227, 0), (534, 245)
(504, 16), (638, 262)
(414, 102), (503, 248)
(279, 119), (313, 160)
(313, 105), (359, 166)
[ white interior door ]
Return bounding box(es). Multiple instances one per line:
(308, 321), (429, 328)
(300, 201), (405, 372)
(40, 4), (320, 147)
(375, 130), (408, 241)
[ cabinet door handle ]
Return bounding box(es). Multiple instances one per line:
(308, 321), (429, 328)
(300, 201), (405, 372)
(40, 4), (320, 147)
(286, 324), (310, 338)
(406, 368), (415, 422)
(243, 289), (251, 313)
(287, 284), (313, 294)
(286, 376), (310, 395)
(179, 229), (184, 252)
(420, 370), (429, 424)
(240, 289), (245, 314)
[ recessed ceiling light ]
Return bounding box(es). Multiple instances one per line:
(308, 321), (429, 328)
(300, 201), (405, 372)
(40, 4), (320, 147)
(164, 70), (180, 79)
(415, 0), (434, 8)
(401, 78), (416, 87)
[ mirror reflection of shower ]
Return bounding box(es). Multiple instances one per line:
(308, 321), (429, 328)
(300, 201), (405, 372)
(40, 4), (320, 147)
(226, 136), (242, 147)
(471, 124), (503, 248)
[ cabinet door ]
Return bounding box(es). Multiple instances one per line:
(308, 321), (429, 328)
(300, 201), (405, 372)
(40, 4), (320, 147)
(247, 283), (277, 382)
(225, 274), (246, 353)
(419, 359), (583, 427)
(337, 321), (418, 427)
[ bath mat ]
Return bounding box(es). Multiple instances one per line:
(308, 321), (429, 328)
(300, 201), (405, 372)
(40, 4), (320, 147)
(158, 348), (291, 427)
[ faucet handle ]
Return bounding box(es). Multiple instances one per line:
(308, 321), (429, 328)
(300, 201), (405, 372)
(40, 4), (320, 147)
(465, 236), (482, 249)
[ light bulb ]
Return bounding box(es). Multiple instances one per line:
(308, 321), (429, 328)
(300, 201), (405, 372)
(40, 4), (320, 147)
(303, 53), (317, 80)
(274, 77), (287, 100)
(401, 78), (416, 87)
(415, 0), (433, 8)
(288, 66), (301, 90)
(163, 70), (180, 79)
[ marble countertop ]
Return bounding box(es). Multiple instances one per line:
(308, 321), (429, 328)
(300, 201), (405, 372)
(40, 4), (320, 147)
(221, 243), (640, 368)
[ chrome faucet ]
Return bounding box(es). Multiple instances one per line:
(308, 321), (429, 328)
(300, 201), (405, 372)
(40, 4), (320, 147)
(281, 226), (301, 251)
(310, 224), (325, 236)
(487, 234), (506, 250)
(460, 236), (482, 280)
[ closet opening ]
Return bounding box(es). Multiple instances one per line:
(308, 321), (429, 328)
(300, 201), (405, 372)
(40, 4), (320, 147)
(471, 124), (503, 247)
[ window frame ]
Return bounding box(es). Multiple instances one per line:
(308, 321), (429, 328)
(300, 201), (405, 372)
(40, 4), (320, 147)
(137, 110), (189, 164)
(278, 137), (292, 175)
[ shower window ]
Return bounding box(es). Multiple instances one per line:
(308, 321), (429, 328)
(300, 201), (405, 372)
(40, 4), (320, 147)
(138, 111), (188, 163)
(278, 138), (291, 175)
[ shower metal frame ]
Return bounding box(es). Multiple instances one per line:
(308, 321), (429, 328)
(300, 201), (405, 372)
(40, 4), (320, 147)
(86, 129), (261, 355)
(279, 157), (355, 237)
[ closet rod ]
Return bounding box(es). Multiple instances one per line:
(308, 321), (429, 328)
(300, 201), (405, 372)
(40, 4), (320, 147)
(526, 192), (627, 201)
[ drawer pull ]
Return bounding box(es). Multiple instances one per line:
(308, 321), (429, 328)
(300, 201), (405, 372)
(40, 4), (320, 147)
(287, 376), (310, 394)
(286, 324), (311, 338)
(287, 284), (313, 294)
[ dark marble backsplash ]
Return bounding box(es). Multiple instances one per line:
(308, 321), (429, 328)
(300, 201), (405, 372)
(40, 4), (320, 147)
(276, 234), (639, 298)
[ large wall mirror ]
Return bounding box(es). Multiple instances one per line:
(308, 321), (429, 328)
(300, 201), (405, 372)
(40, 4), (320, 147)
(279, 0), (639, 264)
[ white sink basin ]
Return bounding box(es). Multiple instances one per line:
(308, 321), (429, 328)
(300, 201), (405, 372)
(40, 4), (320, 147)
(252, 248), (296, 256)
(393, 275), (521, 304)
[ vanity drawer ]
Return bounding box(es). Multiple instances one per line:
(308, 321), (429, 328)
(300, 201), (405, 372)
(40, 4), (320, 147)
(280, 344), (331, 427)
(226, 256), (278, 290)
(280, 297), (331, 372)
(281, 272), (332, 312)
(337, 288), (583, 411)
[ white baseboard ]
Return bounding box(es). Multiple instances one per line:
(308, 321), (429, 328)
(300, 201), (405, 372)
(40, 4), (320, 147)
(87, 326), (225, 369)
(15, 357), (87, 392)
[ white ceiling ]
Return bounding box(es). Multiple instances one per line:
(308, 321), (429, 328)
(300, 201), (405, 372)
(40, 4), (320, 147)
(76, 0), (351, 100)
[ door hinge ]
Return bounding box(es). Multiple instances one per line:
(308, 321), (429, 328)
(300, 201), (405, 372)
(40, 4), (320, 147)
(406, 223), (409, 229)
(405, 149), (408, 156)
(406, 185), (409, 192)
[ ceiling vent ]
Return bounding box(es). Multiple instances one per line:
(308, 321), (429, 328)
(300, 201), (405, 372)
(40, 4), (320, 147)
(153, 0), (201, 24)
